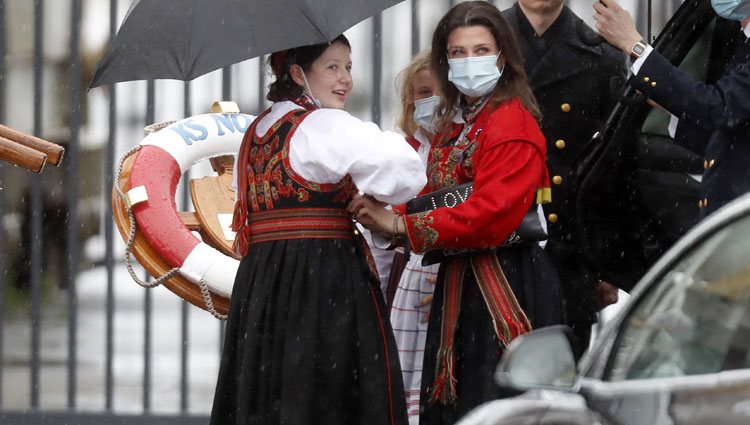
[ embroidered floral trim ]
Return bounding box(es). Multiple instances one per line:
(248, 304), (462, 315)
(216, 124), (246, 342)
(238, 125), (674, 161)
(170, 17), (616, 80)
(243, 108), (355, 212)
(459, 140), (478, 181)
(406, 211), (442, 253)
(445, 147), (462, 176)
(246, 164), (260, 212)
(428, 130), (475, 191)
(427, 149), (445, 189)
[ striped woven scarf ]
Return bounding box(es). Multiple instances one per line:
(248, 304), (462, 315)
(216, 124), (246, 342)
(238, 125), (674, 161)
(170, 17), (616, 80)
(430, 252), (531, 405)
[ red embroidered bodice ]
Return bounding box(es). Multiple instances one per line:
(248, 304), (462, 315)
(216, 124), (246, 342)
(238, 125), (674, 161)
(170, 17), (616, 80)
(240, 109), (358, 213)
(403, 98), (549, 253)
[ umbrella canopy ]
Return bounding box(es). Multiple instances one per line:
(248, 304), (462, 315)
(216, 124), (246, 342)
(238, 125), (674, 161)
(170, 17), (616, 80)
(90, 0), (403, 88)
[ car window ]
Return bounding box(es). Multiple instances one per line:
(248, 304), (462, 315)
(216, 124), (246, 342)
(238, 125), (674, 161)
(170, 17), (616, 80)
(641, 19), (715, 136)
(607, 214), (750, 381)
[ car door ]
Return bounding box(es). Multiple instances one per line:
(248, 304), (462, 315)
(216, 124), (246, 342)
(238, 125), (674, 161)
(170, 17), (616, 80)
(464, 196), (750, 425)
(575, 0), (744, 291)
(577, 194), (750, 425)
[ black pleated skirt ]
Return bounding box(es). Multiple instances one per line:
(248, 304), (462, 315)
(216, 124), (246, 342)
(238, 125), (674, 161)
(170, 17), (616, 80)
(419, 242), (565, 424)
(209, 237), (408, 425)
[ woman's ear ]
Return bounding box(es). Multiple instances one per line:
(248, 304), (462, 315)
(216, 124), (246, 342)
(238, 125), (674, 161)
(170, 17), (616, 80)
(497, 53), (506, 69)
(289, 64), (305, 87)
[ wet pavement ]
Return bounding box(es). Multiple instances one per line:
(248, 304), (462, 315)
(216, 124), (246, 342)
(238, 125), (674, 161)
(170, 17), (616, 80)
(2, 264), (222, 415)
(1, 264), (632, 416)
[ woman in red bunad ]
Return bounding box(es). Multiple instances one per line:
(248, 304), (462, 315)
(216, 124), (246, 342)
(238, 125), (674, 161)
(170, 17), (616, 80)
(210, 35), (425, 425)
(350, 2), (565, 423)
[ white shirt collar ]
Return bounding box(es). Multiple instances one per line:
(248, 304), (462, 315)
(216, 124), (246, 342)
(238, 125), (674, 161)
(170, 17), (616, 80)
(413, 128), (432, 148)
(255, 100), (303, 135)
(744, 23), (750, 39)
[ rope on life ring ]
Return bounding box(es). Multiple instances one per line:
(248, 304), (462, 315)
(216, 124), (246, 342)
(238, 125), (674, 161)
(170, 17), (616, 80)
(114, 139), (227, 320)
(112, 104), (255, 320)
(116, 144), (227, 319)
(198, 278), (226, 320)
(114, 144), (180, 289)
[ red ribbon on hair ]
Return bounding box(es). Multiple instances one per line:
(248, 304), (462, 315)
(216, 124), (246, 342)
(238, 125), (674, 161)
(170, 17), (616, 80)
(270, 50), (289, 78)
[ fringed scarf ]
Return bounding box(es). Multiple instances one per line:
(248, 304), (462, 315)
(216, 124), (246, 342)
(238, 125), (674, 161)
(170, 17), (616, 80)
(430, 254), (532, 405)
(430, 95), (532, 405)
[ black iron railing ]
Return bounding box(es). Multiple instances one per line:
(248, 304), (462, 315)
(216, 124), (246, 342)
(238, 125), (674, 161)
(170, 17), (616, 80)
(0, 0), (668, 423)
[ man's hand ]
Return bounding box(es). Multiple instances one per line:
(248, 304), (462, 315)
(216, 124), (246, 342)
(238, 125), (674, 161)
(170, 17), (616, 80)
(416, 275), (437, 323)
(593, 0), (644, 54)
(594, 280), (619, 311)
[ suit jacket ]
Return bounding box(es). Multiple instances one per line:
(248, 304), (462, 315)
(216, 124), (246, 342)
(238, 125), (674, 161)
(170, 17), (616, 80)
(505, 4), (627, 244)
(631, 31), (750, 216)
(504, 4), (627, 324)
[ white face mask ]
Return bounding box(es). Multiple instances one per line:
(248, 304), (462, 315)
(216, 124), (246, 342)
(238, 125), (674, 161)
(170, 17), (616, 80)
(711, 0), (750, 21)
(448, 53), (504, 98)
(300, 70), (322, 108)
(413, 95), (441, 133)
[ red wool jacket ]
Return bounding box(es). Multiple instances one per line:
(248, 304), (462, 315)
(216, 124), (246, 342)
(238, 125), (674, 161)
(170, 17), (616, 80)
(403, 98), (548, 253)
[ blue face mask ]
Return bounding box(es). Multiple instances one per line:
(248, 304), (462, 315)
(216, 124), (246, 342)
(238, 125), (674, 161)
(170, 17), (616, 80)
(711, 0), (750, 21)
(413, 95), (440, 133)
(447, 53), (504, 98)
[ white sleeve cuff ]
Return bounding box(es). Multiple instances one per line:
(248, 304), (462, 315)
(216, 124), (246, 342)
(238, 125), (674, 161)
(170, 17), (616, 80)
(630, 44), (655, 75)
(668, 114), (679, 139)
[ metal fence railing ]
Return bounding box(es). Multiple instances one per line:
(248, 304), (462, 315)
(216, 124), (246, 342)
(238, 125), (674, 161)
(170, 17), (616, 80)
(0, 0), (673, 423)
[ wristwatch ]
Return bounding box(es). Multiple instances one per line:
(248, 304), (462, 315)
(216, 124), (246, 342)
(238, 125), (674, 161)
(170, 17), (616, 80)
(630, 39), (648, 61)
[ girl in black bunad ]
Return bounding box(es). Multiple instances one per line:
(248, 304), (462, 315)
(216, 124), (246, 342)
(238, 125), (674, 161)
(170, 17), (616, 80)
(210, 35), (425, 425)
(349, 2), (565, 423)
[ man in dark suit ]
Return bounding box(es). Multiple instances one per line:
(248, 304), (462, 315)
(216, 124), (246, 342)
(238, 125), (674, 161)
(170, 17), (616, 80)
(595, 0), (750, 216)
(503, 0), (626, 356)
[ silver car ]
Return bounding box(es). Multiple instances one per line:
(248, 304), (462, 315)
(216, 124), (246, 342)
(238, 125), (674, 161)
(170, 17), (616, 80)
(459, 192), (750, 425)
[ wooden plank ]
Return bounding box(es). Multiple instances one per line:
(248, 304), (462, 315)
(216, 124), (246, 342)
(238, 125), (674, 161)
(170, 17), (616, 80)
(0, 136), (47, 173)
(0, 123), (65, 166)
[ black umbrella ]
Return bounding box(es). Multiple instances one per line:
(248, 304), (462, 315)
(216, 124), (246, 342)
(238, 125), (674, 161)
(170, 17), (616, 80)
(90, 0), (403, 88)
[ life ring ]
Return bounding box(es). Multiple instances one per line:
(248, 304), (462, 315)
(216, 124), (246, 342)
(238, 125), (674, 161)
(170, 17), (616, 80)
(113, 103), (256, 318)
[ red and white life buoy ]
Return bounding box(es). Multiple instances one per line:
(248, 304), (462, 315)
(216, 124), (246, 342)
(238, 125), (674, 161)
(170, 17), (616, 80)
(119, 110), (256, 312)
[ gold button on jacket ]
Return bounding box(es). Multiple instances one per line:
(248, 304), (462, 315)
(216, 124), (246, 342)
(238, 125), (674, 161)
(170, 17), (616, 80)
(552, 175), (563, 185)
(547, 213), (559, 223)
(555, 139), (566, 149)
(560, 103), (571, 113)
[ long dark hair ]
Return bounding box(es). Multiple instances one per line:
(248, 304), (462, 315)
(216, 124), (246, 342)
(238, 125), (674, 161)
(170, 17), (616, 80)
(267, 34), (351, 102)
(431, 1), (540, 134)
